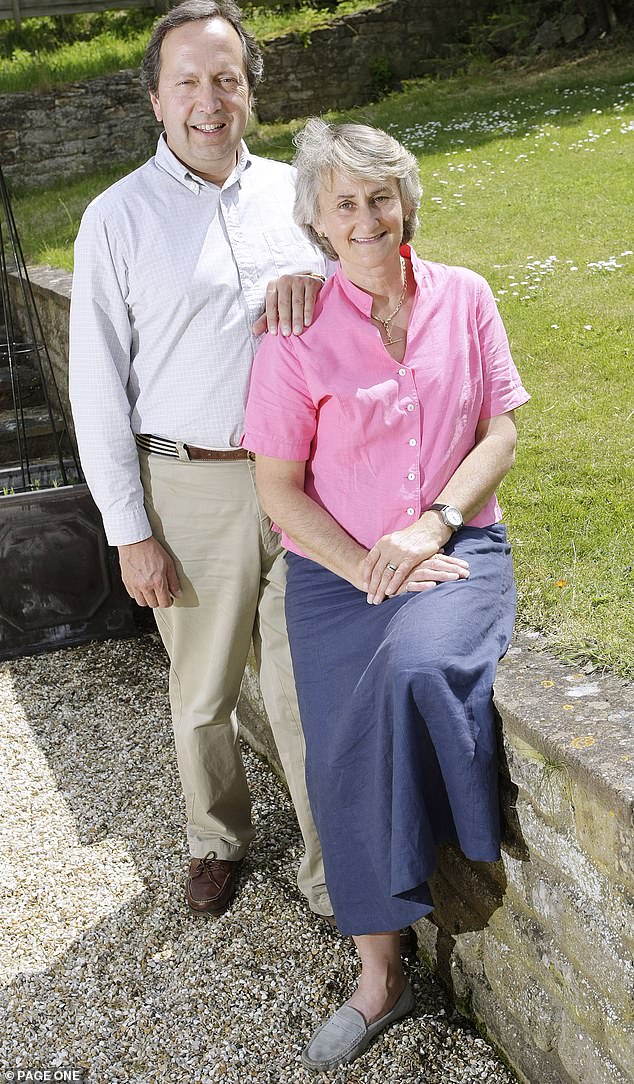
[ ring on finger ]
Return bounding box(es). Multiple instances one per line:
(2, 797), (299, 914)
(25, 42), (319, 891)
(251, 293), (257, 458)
(386, 563), (398, 573)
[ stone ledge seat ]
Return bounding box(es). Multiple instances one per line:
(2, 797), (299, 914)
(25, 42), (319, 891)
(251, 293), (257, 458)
(239, 631), (633, 1084)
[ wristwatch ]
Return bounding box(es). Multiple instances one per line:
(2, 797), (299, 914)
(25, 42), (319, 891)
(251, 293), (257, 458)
(429, 503), (464, 533)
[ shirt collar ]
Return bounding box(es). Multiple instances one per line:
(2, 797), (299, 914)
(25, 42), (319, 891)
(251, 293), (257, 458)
(153, 133), (252, 194)
(335, 244), (427, 316)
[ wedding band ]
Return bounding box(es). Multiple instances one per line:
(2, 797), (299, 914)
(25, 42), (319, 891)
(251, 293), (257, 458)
(387, 563), (398, 572)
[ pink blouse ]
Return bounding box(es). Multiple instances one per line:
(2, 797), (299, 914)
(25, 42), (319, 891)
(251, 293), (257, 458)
(243, 247), (530, 557)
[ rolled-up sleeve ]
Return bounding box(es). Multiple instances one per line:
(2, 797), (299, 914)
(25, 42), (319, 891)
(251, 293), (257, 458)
(476, 279), (531, 419)
(243, 332), (317, 461)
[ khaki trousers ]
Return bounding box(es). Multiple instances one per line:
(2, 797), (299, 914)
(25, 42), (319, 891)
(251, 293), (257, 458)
(139, 450), (331, 915)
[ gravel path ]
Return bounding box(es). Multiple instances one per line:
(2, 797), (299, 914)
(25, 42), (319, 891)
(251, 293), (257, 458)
(1, 634), (515, 1083)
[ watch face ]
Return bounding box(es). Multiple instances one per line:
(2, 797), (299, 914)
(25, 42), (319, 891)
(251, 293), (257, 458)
(445, 507), (463, 529)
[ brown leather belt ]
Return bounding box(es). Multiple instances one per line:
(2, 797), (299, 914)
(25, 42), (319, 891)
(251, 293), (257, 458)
(136, 434), (254, 462)
(184, 446), (254, 461)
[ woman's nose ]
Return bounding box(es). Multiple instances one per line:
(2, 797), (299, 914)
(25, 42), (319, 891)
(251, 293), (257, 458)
(358, 202), (379, 228)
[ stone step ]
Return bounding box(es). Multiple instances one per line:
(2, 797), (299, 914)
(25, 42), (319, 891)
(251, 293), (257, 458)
(0, 339), (41, 365)
(0, 362), (43, 410)
(0, 406), (66, 465)
(0, 457), (80, 494)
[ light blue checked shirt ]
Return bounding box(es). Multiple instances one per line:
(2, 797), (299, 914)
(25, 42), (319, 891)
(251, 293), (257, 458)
(69, 135), (328, 545)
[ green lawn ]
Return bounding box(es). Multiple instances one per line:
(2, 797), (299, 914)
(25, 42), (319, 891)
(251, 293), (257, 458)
(11, 49), (634, 675)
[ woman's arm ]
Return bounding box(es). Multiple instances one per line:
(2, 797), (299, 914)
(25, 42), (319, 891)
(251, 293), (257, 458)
(256, 456), (471, 598)
(364, 410), (518, 603)
(255, 456), (369, 588)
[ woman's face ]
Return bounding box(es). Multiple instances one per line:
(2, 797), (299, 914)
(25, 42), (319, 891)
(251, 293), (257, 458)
(314, 171), (406, 279)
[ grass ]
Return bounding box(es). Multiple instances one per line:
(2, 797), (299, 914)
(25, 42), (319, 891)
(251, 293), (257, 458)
(0, 1), (384, 93)
(10, 47), (634, 676)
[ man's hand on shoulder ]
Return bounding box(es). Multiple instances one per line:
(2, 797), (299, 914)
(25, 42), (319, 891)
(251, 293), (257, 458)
(252, 272), (325, 338)
(118, 536), (182, 608)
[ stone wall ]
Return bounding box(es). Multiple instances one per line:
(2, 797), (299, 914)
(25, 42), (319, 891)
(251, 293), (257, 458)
(8, 265), (74, 417)
(241, 632), (634, 1084)
(8, 265), (74, 429)
(9, 266), (634, 1084)
(255, 0), (496, 122)
(0, 69), (159, 192)
(0, 0), (499, 190)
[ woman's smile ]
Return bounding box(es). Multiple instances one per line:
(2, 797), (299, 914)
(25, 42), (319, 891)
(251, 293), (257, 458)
(351, 232), (388, 244)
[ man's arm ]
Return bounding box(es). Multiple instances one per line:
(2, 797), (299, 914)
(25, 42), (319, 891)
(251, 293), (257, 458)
(251, 272), (325, 338)
(118, 537), (182, 608)
(69, 207), (181, 606)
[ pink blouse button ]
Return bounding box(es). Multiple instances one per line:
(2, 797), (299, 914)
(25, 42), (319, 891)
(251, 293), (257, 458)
(409, 438), (417, 446)
(407, 473), (415, 481)
(398, 368), (407, 376)
(406, 403), (415, 412)
(406, 507), (415, 516)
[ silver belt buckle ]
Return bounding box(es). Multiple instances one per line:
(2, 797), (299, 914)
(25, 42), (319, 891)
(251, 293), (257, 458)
(175, 440), (191, 462)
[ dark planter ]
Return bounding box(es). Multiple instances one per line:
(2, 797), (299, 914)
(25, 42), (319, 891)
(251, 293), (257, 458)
(0, 482), (140, 660)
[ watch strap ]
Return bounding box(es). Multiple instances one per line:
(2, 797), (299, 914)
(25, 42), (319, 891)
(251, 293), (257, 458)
(429, 503), (463, 532)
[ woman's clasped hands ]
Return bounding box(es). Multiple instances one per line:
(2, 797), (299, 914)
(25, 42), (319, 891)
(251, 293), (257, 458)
(361, 525), (470, 605)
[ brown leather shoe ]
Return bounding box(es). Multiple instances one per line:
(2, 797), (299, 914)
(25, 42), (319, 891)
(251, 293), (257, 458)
(186, 852), (244, 916)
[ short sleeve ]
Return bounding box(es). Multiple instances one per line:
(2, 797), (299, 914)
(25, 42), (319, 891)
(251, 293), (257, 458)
(243, 332), (317, 461)
(476, 279), (531, 419)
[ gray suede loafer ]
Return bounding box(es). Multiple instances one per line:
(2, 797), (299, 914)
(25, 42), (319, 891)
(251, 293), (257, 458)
(301, 981), (415, 1072)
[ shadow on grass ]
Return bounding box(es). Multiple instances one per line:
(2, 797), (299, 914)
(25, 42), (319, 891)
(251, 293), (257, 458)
(252, 45), (634, 162)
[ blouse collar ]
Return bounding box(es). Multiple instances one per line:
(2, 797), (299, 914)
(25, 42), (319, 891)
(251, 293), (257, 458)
(334, 244), (429, 315)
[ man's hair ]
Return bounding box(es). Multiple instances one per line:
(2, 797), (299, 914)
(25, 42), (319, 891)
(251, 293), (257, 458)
(141, 0), (263, 95)
(292, 118), (422, 262)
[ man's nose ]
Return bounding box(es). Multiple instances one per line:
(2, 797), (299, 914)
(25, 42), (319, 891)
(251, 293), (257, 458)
(196, 82), (223, 112)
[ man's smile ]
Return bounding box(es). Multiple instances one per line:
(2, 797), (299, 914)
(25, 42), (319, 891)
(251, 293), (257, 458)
(191, 122), (226, 132)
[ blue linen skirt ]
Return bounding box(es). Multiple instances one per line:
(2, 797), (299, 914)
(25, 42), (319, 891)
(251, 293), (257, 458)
(284, 524), (516, 936)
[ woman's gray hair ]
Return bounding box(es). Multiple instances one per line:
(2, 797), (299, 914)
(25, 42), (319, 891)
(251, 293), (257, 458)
(293, 118), (421, 261)
(141, 0), (263, 95)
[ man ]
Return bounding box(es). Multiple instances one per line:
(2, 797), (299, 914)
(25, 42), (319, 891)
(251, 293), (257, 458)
(69, 0), (332, 922)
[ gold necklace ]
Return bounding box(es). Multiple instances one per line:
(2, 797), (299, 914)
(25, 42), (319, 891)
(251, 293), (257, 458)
(371, 257), (407, 346)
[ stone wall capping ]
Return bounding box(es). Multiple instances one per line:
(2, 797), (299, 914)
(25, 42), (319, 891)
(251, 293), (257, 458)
(496, 630), (634, 828)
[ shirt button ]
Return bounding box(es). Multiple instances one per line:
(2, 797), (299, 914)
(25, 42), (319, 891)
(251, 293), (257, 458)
(406, 403), (415, 412)
(409, 438), (417, 447)
(398, 368), (407, 376)
(407, 473), (415, 481)
(406, 507), (415, 516)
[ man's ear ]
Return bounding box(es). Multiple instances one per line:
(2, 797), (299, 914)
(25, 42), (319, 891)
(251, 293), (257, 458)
(149, 92), (162, 124)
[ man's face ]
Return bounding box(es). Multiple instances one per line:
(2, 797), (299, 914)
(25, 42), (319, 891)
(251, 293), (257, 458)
(150, 18), (251, 186)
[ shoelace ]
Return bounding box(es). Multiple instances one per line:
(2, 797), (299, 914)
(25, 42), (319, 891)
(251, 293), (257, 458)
(192, 851), (227, 879)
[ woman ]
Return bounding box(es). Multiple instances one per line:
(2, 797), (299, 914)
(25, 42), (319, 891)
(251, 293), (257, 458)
(243, 118), (530, 1072)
